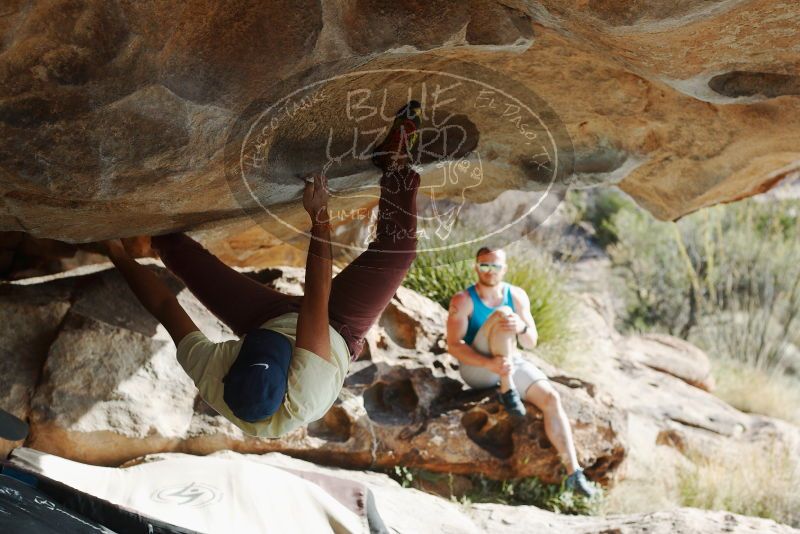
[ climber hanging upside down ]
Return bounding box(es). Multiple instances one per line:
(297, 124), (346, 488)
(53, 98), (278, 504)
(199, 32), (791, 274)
(104, 101), (422, 437)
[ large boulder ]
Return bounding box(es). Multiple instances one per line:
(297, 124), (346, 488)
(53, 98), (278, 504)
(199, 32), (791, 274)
(1, 1), (798, 244)
(619, 333), (715, 391)
(4, 261), (798, 494)
(4, 264), (625, 486)
(0, 277), (72, 457)
(570, 291), (800, 496)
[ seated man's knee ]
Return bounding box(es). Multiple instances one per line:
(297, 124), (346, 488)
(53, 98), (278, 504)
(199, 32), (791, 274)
(490, 306), (514, 319)
(539, 385), (561, 410)
(486, 306), (516, 335)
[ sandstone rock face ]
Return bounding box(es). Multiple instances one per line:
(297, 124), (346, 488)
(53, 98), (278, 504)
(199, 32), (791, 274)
(0, 277), (71, 457)
(620, 333), (715, 391)
(570, 292), (800, 493)
(1, 264), (626, 484)
(1, 1), (798, 244)
(466, 504), (800, 534)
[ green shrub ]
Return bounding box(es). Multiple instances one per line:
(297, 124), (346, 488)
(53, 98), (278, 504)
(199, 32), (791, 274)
(392, 465), (416, 488)
(460, 474), (602, 515)
(503, 258), (578, 366)
(605, 197), (800, 375)
(402, 243), (475, 311)
(387, 466), (601, 515)
(567, 188), (636, 247)
(604, 208), (690, 335)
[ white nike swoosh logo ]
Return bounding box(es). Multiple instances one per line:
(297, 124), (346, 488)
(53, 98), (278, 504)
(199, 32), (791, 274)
(250, 363), (270, 370)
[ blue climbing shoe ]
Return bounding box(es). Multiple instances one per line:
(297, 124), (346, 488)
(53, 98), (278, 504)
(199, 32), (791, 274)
(565, 468), (597, 498)
(499, 388), (526, 418)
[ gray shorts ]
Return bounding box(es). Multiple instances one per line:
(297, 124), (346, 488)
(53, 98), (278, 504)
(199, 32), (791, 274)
(460, 353), (548, 397)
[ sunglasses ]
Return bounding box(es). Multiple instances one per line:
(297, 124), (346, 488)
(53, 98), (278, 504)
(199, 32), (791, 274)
(477, 262), (503, 273)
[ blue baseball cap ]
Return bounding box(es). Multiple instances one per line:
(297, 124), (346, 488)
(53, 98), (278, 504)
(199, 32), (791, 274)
(222, 329), (293, 422)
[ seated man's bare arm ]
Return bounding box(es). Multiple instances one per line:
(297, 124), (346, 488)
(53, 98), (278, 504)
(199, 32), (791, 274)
(446, 292), (499, 368)
(511, 288), (538, 349)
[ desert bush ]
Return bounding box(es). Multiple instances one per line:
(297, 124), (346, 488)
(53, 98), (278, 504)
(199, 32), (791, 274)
(503, 256), (579, 366)
(603, 207), (689, 335)
(402, 241), (476, 311)
(605, 196), (800, 375)
(602, 437), (800, 528)
(567, 188), (636, 247)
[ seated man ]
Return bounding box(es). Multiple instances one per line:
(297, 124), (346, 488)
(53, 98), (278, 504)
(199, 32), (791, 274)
(446, 246), (596, 497)
(104, 103), (421, 438)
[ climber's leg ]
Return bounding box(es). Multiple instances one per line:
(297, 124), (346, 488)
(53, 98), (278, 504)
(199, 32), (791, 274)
(151, 233), (299, 336)
(327, 165), (421, 358)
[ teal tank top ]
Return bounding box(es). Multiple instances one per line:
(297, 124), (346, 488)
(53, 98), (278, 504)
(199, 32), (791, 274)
(462, 283), (515, 346)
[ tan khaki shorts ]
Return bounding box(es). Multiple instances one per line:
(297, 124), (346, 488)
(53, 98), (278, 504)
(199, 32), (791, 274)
(459, 353), (548, 396)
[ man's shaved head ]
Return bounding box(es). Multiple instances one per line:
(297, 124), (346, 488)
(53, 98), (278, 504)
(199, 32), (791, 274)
(476, 246), (506, 262)
(474, 246), (507, 287)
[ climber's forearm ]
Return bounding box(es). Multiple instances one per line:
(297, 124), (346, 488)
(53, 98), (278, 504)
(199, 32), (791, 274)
(296, 209), (333, 362)
(109, 252), (173, 316)
(107, 246), (198, 344)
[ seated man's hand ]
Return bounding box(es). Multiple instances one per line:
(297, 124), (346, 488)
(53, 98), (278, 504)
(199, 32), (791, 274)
(497, 312), (526, 334)
(486, 355), (513, 377)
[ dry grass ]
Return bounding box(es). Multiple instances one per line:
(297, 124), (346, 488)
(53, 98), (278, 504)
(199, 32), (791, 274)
(599, 443), (685, 515)
(711, 357), (800, 425)
(677, 441), (800, 528)
(601, 438), (800, 529)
